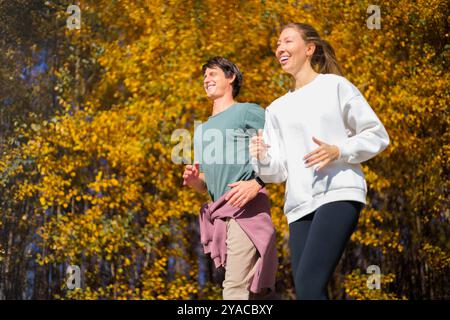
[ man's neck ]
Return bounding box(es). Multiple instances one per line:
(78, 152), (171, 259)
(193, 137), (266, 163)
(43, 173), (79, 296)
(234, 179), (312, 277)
(212, 95), (236, 116)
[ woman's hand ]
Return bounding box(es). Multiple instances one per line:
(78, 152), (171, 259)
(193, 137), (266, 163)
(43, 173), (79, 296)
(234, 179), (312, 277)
(249, 129), (270, 161)
(303, 136), (340, 172)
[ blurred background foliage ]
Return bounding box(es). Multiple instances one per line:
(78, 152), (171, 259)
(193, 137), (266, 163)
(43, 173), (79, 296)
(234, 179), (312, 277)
(0, 0), (448, 299)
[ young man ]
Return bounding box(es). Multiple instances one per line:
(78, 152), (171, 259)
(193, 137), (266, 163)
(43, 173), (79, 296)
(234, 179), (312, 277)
(182, 57), (277, 300)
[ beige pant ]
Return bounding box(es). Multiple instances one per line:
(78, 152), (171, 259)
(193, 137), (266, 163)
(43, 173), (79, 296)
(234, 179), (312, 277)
(222, 218), (259, 300)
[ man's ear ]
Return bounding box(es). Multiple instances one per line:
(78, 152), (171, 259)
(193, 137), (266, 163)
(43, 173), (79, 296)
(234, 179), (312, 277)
(228, 74), (236, 85)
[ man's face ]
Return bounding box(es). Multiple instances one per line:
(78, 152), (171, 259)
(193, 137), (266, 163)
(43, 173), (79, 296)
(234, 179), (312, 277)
(203, 67), (235, 99)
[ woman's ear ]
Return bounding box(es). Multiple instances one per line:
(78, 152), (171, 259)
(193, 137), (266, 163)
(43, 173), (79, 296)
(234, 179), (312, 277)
(306, 42), (316, 58)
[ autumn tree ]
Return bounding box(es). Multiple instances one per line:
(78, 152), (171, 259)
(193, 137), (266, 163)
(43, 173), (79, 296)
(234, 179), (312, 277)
(0, 0), (448, 299)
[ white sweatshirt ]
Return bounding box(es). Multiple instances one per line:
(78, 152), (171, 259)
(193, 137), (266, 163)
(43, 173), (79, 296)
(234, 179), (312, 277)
(251, 73), (390, 224)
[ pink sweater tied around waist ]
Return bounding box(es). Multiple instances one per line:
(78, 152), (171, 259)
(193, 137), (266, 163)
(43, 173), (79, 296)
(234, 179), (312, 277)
(198, 187), (278, 293)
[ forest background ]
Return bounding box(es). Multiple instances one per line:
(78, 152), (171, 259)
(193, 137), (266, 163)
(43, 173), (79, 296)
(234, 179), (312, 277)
(0, 0), (448, 299)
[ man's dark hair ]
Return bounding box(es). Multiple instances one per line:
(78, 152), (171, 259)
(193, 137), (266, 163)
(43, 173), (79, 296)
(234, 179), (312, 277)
(202, 56), (243, 98)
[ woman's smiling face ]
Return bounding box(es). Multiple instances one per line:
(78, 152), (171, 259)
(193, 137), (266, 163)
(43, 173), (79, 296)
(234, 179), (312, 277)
(276, 27), (315, 75)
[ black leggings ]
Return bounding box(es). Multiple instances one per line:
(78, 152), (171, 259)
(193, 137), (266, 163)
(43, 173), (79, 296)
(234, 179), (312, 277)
(289, 200), (364, 300)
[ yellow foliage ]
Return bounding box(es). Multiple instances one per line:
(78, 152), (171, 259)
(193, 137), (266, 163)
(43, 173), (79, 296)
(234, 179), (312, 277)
(0, 0), (447, 299)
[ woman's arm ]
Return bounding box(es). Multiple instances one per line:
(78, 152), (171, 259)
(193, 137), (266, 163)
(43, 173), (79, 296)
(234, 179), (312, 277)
(250, 109), (288, 183)
(335, 81), (390, 164)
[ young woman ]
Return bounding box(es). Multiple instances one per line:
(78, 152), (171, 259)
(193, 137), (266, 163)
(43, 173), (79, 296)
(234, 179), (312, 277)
(249, 23), (390, 299)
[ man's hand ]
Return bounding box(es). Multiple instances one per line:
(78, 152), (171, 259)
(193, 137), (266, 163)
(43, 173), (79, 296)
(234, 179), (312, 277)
(250, 129), (270, 161)
(182, 163), (206, 193)
(225, 179), (262, 208)
(303, 136), (340, 172)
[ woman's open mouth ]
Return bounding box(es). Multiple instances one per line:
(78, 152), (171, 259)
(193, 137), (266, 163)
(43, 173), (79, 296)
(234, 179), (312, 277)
(279, 55), (290, 64)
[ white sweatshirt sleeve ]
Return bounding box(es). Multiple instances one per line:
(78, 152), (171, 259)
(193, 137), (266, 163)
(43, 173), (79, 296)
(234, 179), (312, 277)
(335, 80), (390, 164)
(251, 108), (288, 183)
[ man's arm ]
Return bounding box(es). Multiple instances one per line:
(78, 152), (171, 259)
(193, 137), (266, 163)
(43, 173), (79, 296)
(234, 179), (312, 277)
(190, 173), (207, 193)
(183, 164), (207, 194)
(225, 178), (263, 208)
